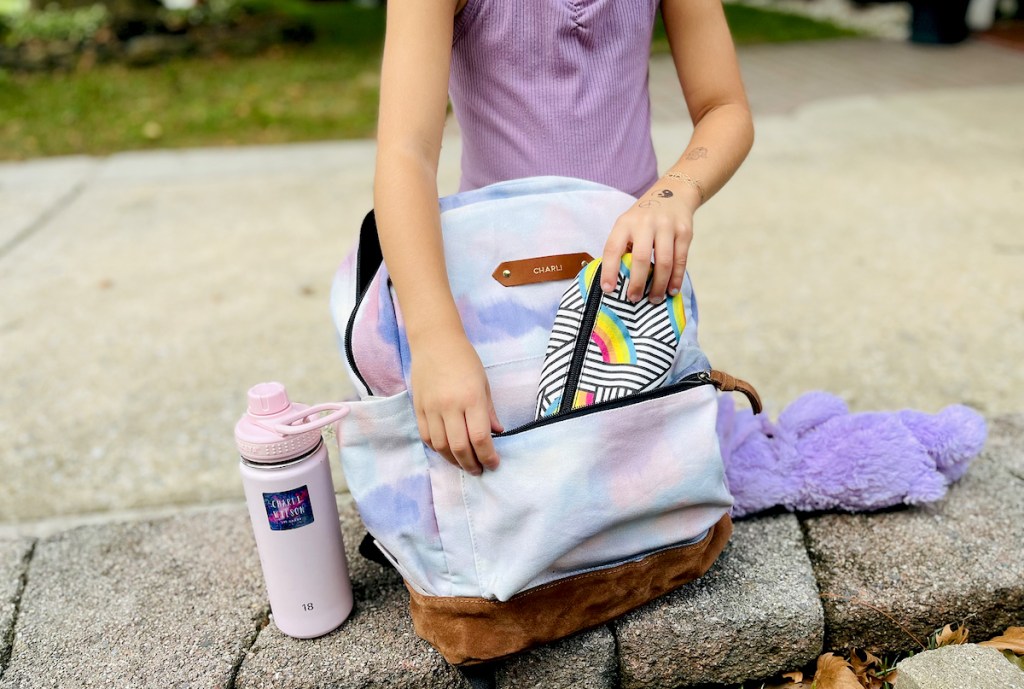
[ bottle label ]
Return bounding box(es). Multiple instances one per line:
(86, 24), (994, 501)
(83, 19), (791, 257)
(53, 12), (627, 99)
(263, 485), (315, 531)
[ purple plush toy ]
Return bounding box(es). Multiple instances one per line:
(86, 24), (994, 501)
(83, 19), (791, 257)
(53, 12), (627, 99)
(716, 391), (988, 518)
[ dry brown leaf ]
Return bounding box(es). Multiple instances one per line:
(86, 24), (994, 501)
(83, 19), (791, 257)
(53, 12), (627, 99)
(979, 626), (1024, 654)
(813, 653), (863, 689)
(934, 623), (969, 647)
(762, 671), (810, 689)
(848, 648), (882, 677)
(847, 648), (886, 689)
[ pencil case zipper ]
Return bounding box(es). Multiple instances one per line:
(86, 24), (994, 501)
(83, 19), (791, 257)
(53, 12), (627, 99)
(555, 264), (608, 416)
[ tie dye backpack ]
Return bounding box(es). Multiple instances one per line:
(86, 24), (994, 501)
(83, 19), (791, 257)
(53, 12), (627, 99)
(329, 176), (761, 665)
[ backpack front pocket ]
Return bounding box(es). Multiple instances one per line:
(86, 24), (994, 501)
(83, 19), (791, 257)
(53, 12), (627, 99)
(337, 391), (453, 596)
(463, 380), (732, 601)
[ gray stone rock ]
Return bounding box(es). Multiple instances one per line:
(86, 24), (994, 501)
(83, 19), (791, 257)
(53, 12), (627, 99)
(615, 514), (824, 688)
(895, 644), (1024, 689)
(803, 414), (1024, 656)
(0, 509), (266, 688)
(995, 414), (1024, 479)
(123, 34), (191, 66)
(45, 40), (76, 60)
(0, 538), (34, 675)
(495, 625), (616, 689)
(16, 43), (49, 71)
(234, 495), (471, 689)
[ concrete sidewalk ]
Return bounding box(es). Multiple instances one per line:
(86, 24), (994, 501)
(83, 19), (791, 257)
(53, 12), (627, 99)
(1, 35), (1023, 688)
(2, 37), (1022, 527)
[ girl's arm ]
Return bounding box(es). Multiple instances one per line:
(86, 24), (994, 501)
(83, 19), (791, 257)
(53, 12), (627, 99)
(600, 0), (755, 302)
(375, 0), (502, 476)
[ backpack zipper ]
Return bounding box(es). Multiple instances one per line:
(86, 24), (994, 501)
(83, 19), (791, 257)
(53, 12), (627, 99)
(496, 370), (711, 437)
(556, 266), (607, 415)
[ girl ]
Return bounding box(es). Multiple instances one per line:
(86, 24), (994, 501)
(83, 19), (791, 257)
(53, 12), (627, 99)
(373, 0), (753, 478)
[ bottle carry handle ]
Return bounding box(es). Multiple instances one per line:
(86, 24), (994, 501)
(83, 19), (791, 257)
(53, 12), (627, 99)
(252, 403), (351, 436)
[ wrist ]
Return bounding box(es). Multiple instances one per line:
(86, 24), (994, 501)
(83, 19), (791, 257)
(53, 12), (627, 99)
(659, 172), (705, 209)
(405, 308), (466, 350)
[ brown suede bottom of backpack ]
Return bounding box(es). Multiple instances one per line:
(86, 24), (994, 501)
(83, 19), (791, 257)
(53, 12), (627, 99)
(405, 513), (733, 665)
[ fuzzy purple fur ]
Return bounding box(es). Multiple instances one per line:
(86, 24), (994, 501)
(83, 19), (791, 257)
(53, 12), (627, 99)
(716, 391), (988, 518)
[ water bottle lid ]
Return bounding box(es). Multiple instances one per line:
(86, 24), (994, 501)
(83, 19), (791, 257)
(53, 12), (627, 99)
(248, 382), (290, 416)
(235, 383), (350, 464)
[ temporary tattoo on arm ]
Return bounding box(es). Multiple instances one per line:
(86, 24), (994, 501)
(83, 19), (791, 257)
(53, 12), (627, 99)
(654, 189), (674, 198)
(662, 172), (706, 204)
(638, 200), (661, 208)
(684, 147), (708, 161)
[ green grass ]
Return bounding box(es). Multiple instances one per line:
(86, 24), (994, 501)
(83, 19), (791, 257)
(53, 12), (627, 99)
(0, 2), (859, 160)
(0, 45), (383, 157)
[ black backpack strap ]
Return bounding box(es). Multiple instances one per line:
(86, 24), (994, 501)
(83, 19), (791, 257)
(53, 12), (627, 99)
(355, 209), (384, 298)
(344, 210), (386, 397)
(358, 532), (396, 570)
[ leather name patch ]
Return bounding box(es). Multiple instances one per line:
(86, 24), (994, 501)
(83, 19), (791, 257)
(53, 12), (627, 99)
(492, 253), (594, 287)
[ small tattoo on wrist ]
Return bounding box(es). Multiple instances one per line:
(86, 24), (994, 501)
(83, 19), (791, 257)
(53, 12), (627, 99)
(638, 200), (661, 208)
(654, 189), (674, 198)
(661, 172), (706, 204)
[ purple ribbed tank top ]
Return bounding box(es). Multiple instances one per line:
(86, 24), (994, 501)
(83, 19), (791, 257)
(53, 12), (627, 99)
(449, 0), (660, 198)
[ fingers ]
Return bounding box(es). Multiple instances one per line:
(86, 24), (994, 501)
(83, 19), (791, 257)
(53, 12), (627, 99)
(415, 407), (434, 453)
(628, 229), (653, 303)
(600, 227), (630, 293)
(607, 211), (693, 304)
(425, 412), (459, 469)
(487, 387), (504, 434)
(419, 400), (501, 475)
(608, 186), (698, 303)
(467, 404), (500, 471)
(648, 219), (676, 303)
(668, 230), (691, 297)
(443, 411), (484, 476)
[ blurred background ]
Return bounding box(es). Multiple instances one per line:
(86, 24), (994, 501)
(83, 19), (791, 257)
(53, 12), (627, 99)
(1, 0), (1022, 533)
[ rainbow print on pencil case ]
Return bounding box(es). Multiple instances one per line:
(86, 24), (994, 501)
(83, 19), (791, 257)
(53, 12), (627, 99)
(578, 254), (632, 301)
(578, 258), (602, 299)
(668, 292), (686, 339)
(591, 307), (637, 365)
(573, 389), (595, 409)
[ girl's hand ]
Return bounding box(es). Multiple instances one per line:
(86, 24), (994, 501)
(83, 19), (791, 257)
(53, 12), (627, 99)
(409, 331), (503, 476)
(600, 179), (701, 304)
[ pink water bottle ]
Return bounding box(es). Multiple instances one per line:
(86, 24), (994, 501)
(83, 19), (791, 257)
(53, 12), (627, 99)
(235, 382), (354, 638)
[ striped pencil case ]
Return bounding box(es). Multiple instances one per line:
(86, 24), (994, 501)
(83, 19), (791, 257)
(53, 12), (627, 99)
(535, 253), (688, 419)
